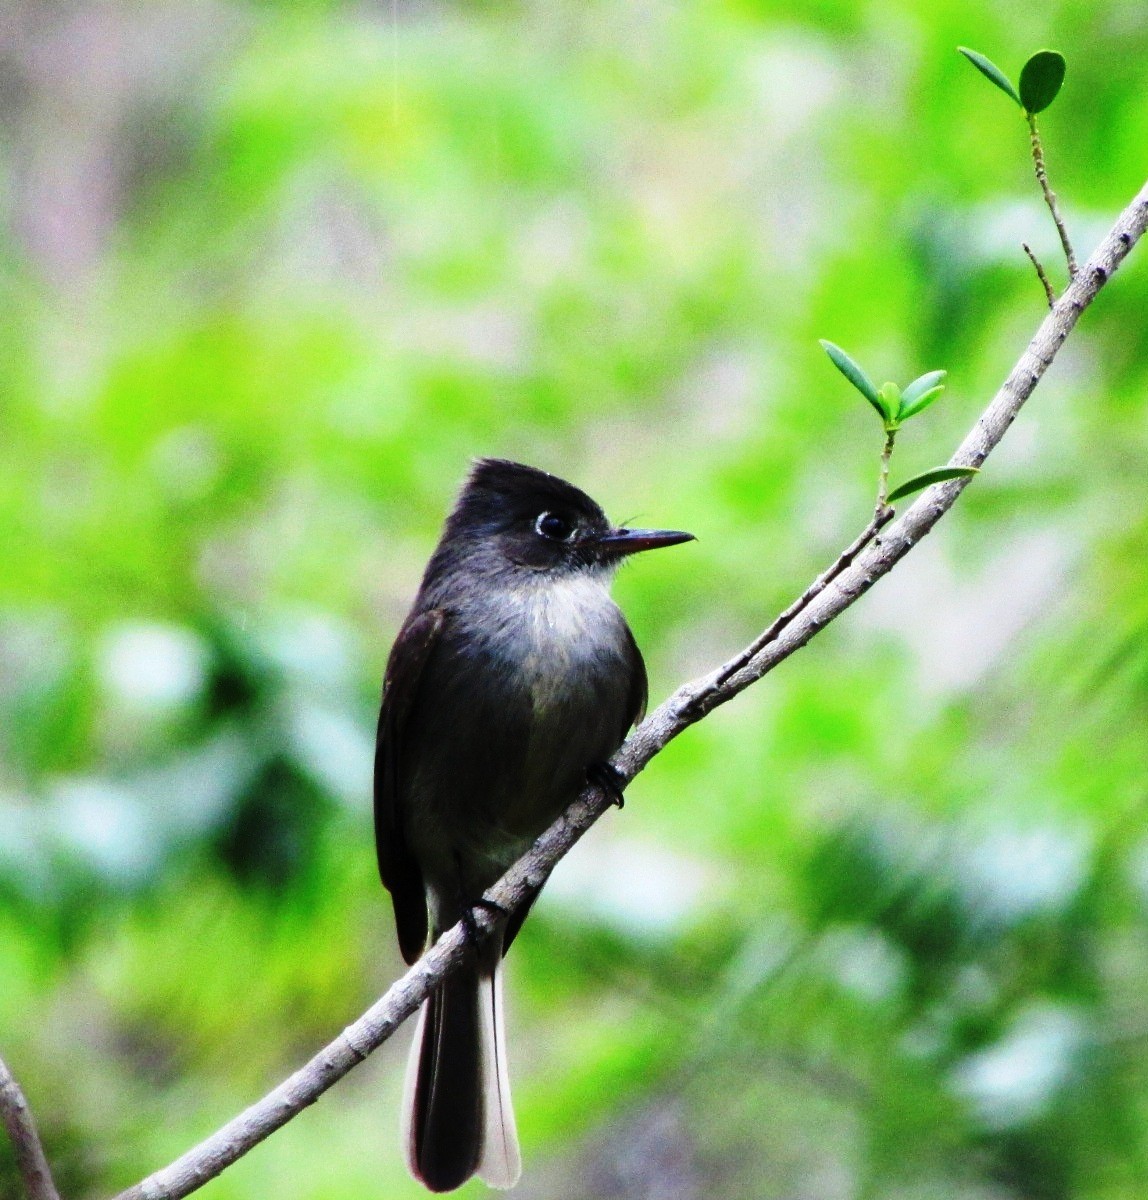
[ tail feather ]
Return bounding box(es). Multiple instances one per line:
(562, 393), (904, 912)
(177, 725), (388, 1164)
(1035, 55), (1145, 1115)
(477, 961), (521, 1189)
(402, 958), (520, 1192)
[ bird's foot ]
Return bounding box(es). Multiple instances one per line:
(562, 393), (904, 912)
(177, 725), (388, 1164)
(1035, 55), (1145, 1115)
(588, 760), (627, 809)
(460, 896), (509, 949)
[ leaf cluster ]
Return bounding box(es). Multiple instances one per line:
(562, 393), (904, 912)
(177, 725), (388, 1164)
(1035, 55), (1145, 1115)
(819, 341), (977, 504)
(958, 47), (1066, 116)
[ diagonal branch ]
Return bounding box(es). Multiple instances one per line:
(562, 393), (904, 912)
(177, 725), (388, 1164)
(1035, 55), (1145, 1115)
(111, 177), (1148, 1200)
(709, 505), (894, 694)
(0, 1054), (61, 1200)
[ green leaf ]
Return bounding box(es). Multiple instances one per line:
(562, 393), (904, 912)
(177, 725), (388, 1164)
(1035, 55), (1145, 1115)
(899, 370), (946, 408)
(898, 369), (947, 420)
(887, 466), (979, 504)
(957, 47), (1022, 107)
(898, 386), (945, 421)
(1019, 50), (1066, 114)
(820, 340), (883, 418)
(877, 382), (900, 423)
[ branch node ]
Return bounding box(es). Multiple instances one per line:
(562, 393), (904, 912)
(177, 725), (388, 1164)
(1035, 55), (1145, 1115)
(339, 1028), (371, 1064)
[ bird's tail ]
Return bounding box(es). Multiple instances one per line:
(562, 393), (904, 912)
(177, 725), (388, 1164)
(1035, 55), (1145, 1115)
(402, 951), (521, 1192)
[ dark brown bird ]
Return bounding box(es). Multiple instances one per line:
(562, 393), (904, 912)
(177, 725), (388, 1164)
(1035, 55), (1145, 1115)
(374, 459), (693, 1191)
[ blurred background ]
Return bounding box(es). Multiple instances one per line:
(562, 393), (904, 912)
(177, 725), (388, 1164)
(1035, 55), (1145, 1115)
(1, 1), (1146, 1197)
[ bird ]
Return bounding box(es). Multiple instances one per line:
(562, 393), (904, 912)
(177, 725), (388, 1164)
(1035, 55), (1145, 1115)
(374, 458), (694, 1192)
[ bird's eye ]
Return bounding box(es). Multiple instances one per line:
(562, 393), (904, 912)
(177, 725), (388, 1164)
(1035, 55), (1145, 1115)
(535, 511), (575, 541)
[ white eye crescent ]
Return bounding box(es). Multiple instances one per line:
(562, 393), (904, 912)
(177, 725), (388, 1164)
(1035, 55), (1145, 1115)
(535, 511), (575, 541)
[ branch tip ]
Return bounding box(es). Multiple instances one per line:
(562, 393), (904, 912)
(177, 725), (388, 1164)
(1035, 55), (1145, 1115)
(1022, 242), (1057, 307)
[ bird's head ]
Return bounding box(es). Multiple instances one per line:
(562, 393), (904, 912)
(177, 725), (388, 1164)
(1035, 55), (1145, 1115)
(438, 458), (694, 578)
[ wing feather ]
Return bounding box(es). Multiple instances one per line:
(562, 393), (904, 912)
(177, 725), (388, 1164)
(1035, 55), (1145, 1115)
(622, 622), (648, 736)
(374, 607), (446, 964)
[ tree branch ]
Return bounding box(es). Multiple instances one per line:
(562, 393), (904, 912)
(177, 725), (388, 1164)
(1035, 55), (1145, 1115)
(709, 505), (893, 695)
(110, 177), (1148, 1200)
(0, 1054), (61, 1200)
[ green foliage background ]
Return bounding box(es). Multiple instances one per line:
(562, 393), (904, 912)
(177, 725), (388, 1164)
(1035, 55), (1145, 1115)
(1, 1), (1147, 1197)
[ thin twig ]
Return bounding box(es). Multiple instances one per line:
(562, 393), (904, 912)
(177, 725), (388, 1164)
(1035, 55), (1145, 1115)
(1022, 241), (1057, 307)
(877, 427), (896, 510)
(0, 1054), (61, 1200)
(110, 178), (1148, 1200)
(1028, 112), (1079, 277)
(710, 506), (894, 693)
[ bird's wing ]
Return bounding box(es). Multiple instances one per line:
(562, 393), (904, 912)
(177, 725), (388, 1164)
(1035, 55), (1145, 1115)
(622, 622), (648, 735)
(374, 606), (446, 964)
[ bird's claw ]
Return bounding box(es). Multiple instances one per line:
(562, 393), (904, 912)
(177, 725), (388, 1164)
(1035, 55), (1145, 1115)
(588, 761), (627, 808)
(461, 897), (509, 948)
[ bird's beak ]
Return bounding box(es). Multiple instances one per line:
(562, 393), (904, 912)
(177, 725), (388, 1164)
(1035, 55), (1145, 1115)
(597, 527), (696, 557)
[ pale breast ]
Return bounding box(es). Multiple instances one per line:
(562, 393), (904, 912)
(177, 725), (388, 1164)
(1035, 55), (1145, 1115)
(513, 572), (626, 712)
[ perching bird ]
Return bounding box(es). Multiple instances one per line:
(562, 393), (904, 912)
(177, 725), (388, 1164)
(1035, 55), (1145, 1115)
(374, 458), (693, 1192)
